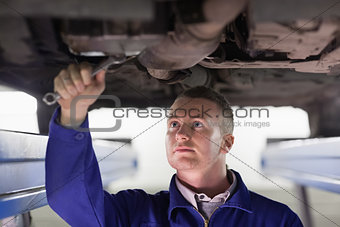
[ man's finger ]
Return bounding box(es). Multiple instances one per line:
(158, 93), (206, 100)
(68, 64), (85, 93)
(54, 75), (71, 100)
(79, 62), (93, 86)
(93, 70), (106, 93)
(64, 65), (78, 96)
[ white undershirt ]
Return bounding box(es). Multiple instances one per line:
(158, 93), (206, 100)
(175, 170), (237, 209)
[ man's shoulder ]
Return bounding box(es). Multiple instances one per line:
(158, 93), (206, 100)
(231, 170), (297, 215)
(248, 190), (302, 224)
(249, 190), (293, 212)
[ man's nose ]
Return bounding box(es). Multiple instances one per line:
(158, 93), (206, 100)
(176, 124), (191, 141)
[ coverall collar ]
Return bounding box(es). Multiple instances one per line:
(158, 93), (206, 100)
(168, 169), (253, 220)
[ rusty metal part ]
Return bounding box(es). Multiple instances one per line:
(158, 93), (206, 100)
(59, 2), (171, 56)
(148, 68), (192, 84)
(138, 0), (248, 79)
(60, 19), (168, 57)
(199, 19), (340, 75)
(0, 0), (153, 20)
(180, 65), (211, 88)
(63, 33), (164, 57)
(248, 19), (339, 59)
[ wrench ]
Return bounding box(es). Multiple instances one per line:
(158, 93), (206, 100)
(42, 56), (134, 105)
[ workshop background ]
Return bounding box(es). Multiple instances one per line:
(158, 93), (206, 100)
(0, 87), (339, 227)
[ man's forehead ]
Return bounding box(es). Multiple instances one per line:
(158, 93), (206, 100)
(167, 97), (220, 119)
(170, 97), (218, 109)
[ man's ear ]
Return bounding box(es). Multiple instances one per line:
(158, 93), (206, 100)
(221, 134), (234, 154)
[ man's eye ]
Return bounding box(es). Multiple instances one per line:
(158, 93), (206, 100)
(170, 121), (179, 128)
(193, 121), (203, 128)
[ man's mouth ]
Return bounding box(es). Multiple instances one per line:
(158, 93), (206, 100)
(174, 146), (195, 153)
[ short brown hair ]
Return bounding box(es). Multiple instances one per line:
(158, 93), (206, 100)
(176, 86), (234, 134)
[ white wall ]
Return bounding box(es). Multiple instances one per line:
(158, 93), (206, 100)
(0, 91), (39, 133)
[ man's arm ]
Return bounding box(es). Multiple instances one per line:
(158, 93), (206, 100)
(45, 63), (162, 226)
(45, 63), (108, 226)
(46, 107), (106, 226)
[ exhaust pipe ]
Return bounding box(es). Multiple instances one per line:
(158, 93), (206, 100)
(138, 0), (248, 81)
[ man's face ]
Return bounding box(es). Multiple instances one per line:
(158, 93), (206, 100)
(165, 97), (233, 172)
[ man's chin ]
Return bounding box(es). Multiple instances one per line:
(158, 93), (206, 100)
(169, 157), (198, 171)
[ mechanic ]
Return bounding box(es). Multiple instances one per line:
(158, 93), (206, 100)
(46, 63), (303, 226)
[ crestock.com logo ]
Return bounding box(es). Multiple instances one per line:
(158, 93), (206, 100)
(70, 95), (122, 132)
(70, 95), (270, 132)
(111, 106), (270, 120)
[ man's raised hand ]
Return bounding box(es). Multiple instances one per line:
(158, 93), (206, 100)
(53, 62), (106, 126)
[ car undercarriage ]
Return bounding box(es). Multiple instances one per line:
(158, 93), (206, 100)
(1, 0), (340, 136)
